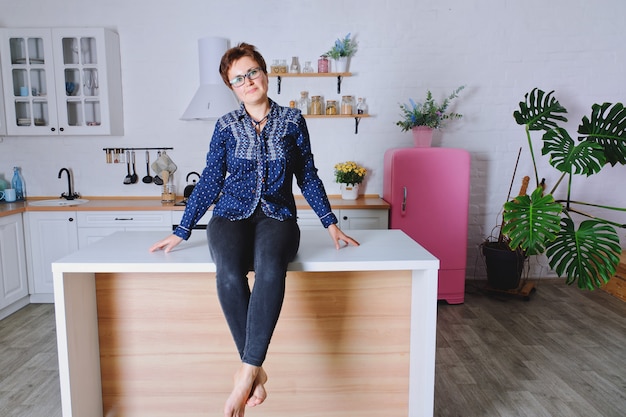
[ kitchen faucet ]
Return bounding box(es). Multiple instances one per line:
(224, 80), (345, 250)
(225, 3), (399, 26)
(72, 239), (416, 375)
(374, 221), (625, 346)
(58, 168), (80, 200)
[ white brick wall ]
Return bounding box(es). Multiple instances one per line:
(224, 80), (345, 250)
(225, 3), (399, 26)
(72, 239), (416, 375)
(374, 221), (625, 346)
(1, 0), (625, 279)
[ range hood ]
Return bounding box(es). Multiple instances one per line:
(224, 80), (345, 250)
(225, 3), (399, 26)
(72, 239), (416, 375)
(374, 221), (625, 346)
(180, 37), (239, 120)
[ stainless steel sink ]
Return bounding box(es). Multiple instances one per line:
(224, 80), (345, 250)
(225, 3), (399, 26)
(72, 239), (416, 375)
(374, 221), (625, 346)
(29, 199), (90, 207)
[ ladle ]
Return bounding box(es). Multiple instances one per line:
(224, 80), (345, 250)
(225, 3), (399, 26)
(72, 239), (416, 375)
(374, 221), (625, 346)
(142, 150), (153, 183)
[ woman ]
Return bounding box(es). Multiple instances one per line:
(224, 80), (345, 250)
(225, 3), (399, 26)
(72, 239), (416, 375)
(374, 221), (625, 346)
(149, 43), (359, 417)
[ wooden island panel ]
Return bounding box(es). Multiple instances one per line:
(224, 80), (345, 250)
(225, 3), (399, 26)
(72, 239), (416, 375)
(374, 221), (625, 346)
(94, 270), (411, 417)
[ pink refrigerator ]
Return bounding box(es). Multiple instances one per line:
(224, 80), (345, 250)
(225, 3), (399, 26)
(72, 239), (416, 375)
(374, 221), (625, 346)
(383, 147), (470, 304)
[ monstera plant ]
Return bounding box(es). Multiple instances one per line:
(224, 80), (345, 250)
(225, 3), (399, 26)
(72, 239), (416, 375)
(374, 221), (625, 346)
(501, 88), (626, 290)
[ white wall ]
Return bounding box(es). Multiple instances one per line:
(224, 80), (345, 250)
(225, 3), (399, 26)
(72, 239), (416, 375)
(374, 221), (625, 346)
(1, 0), (625, 278)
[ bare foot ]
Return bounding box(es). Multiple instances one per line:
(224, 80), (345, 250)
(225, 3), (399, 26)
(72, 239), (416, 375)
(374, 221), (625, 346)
(223, 363), (260, 417)
(246, 366), (268, 407)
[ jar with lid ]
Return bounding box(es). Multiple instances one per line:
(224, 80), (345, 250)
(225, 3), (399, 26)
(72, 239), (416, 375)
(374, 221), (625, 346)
(325, 100), (337, 115)
(356, 97), (368, 114)
(302, 61), (315, 73)
(311, 96), (323, 115)
(341, 96), (354, 115)
(298, 91), (310, 115)
(279, 59), (288, 73)
(318, 55), (329, 73)
(271, 59), (280, 73)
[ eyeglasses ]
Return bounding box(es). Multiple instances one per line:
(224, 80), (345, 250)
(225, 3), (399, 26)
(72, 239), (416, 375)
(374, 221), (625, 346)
(229, 67), (264, 88)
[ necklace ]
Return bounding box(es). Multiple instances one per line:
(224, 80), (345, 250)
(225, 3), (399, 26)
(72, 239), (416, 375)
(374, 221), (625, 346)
(252, 113), (269, 129)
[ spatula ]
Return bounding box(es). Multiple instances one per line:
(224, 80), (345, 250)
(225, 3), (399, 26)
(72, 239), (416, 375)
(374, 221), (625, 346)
(123, 151), (132, 184)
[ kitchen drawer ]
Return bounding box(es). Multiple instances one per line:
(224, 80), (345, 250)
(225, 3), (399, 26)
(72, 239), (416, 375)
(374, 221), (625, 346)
(296, 210), (323, 230)
(77, 211), (172, 228)
(171, 210), (212, 227)
(338, 209), (388, 230)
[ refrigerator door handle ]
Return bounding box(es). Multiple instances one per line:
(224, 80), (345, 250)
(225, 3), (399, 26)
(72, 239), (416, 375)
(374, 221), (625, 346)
(401, 186), (407, 213)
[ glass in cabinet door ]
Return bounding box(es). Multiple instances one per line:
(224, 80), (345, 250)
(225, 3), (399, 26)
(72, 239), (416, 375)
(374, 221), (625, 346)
(59, 36), (100, 128)
(7, 35), (53, 131)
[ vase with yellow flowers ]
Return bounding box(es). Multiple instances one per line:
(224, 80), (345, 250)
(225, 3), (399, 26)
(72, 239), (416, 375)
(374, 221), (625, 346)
(334, 161), (366, 200)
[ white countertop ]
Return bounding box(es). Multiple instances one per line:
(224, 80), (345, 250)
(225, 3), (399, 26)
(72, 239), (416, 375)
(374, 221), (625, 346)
(52, 229), (439, 274)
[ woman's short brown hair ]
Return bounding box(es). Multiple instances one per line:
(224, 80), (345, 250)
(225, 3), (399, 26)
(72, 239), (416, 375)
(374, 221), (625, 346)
(219, 42), (267, 88)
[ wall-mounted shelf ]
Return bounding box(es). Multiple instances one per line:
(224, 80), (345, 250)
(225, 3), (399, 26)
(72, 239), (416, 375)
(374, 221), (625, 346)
(268, 72), (351, 94)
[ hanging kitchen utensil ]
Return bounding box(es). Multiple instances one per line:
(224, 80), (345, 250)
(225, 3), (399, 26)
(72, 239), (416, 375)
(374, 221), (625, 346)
(153, 151), (164, 185)
(123, 151), (132, 184)
(184, 171), (201, 199)
(130, 151), (138, 184)
(142, 150), (153, 183)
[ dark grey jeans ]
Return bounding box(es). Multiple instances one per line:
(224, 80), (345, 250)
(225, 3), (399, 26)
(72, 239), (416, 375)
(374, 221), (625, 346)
(207, 208), (300, 367)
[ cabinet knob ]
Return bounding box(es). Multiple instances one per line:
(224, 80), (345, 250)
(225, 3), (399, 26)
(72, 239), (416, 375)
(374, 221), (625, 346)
(59, 127), (64, 132)
(343, 216), (348, 221)
(51, 127), (56, 132)
(68, 217), (74, 222)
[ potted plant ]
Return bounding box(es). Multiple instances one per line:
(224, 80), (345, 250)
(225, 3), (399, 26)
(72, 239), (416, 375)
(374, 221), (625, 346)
(334, 161), (367, 200)
(325, 33), (358, 72)
(397, 86), (465, 146)
(490, 88), (626, 290)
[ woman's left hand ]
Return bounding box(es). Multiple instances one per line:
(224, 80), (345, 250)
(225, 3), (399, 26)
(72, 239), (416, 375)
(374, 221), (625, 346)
(327, 224), (360, 249)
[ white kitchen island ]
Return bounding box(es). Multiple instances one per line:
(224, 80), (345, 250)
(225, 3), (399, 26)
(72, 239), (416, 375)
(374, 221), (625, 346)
(52, 229), (439, 417)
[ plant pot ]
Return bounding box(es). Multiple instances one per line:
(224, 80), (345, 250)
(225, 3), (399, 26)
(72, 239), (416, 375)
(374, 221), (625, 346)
(482, 241), (526, 290)
(334, 57), (350, 73)
(340, 183), (359, 200)
(411, 126), (434, 147)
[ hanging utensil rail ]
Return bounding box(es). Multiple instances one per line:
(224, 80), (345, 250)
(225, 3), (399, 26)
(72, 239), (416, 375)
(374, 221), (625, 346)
(103, 147), (173, 164)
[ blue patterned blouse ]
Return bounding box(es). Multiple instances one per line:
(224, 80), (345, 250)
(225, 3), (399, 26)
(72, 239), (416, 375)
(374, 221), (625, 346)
(173, 99), (338, 240)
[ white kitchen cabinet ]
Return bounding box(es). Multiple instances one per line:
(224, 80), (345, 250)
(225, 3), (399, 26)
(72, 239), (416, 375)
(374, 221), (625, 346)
(338, 209), (388, 230)
(171, 210), (212, 229)
(0, 213), (29, 318)
(297, 208), (388, 230)
(24, 211), (78, 302)
(296, 210), (324, 230)
(77, 211), (172, 248)
(0, 27), (123, 136)
(0, 67), (6, 136)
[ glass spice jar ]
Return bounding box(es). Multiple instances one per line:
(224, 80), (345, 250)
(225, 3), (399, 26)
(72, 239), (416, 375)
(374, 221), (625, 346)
(341, 95), (354, 115)
(318, 55), (329, 73)
(298, 91), (310, 115)
(271, 59), (280, 73)
(302, 61), (315, 73)
(356, 97), (368, 114)
(311, 96), (323, 115)
(325, 100), (337, 115)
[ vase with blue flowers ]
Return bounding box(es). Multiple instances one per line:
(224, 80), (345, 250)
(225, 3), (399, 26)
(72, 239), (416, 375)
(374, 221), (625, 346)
(325, 33), (358, 73)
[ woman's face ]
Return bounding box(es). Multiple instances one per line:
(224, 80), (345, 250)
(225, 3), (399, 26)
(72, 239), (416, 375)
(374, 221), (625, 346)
(227, 56), (269, 106)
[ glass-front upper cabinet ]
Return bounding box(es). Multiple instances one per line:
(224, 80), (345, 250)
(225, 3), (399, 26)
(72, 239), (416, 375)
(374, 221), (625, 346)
(0, 28), (123, 136)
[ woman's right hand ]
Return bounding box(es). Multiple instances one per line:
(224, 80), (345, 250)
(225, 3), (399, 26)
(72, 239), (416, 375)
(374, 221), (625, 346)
(149, 234), (183, 253)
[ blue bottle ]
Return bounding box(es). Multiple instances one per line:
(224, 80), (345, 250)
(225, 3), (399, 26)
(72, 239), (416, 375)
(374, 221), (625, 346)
(12, 166), (25, 201)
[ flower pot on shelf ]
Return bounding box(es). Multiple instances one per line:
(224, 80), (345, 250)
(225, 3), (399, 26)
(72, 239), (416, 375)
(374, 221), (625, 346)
(334, 57), (350, 73)
(340, 183), (359, 200)
(411, 126), (434, 147)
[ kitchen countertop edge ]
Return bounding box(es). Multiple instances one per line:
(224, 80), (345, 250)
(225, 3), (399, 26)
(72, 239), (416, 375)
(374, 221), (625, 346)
(0, 195), (389, 217)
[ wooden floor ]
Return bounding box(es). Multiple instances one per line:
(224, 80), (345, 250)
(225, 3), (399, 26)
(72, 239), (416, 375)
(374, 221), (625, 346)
(0, 280), (624, 417)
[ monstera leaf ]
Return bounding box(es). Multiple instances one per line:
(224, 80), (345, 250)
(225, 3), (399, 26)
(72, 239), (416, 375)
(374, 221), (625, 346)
(501, 88), (626, 291)
(542, 127), (606, 176)
(546, 218), (622, 289)
(578, 102), (626, 166)
(502, 187), (563, 256)
(514, 89), (568, 131)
